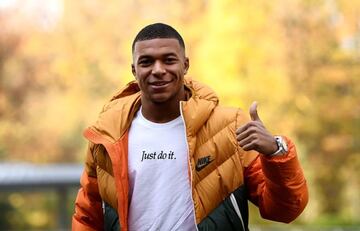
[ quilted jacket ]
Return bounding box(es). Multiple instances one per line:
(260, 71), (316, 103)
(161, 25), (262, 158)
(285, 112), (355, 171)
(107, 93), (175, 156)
(72, 78), (308, 231)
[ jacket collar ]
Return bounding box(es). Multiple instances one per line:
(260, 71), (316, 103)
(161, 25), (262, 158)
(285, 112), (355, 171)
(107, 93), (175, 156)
(88, 78), (219, 143)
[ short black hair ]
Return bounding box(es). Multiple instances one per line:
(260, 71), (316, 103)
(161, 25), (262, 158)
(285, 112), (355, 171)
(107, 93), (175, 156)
(132, 23), (185, 53)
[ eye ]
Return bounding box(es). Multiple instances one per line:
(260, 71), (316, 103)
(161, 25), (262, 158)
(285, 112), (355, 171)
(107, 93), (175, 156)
(138, 58), (153, 67)
(164, 57), (177, 64)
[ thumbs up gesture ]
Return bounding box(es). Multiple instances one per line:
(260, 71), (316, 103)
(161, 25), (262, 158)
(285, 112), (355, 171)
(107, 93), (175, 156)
(236, 102), (278, 156)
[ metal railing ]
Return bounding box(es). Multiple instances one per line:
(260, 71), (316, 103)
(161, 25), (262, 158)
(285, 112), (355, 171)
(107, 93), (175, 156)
(0, 162), (83, 230)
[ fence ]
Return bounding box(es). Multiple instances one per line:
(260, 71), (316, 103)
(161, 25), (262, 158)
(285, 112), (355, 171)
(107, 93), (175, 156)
(0, 162), (83, 230)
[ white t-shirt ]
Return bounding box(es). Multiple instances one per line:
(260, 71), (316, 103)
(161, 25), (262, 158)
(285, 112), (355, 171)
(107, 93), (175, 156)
(128, 108), (197, 231)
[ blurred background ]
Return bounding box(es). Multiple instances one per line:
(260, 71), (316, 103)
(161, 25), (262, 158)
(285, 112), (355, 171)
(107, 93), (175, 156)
(0, 0), (359, 230)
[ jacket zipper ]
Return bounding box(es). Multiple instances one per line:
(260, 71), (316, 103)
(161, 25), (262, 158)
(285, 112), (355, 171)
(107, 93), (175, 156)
(180, 101), (199, 231)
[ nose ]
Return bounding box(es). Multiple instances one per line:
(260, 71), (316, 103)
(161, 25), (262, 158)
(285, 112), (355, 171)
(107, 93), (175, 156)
(151, 60), (166, 76)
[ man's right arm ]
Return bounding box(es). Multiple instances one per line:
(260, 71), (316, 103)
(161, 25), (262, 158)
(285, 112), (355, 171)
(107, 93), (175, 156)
(72, 142), (104, 231)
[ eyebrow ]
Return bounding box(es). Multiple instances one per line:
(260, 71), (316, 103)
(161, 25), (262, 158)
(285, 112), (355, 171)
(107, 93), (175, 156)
(137, 52), (179, 60)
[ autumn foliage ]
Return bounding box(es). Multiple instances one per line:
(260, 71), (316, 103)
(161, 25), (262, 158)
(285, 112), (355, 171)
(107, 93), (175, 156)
(0, 0), (359, 229)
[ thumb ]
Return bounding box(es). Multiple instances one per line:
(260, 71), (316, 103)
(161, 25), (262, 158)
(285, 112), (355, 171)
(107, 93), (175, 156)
(249, 101), (261, 121)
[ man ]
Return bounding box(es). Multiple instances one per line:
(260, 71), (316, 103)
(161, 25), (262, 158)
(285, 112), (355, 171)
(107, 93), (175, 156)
(72, 23), (308, 231)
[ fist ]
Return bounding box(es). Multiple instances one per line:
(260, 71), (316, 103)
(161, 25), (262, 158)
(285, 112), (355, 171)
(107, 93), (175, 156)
(236, 102), (278, 155)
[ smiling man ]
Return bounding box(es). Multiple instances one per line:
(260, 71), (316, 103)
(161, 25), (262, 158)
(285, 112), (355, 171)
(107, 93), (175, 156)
(72, 23), (308, 231)
(131, 37), (189, 122)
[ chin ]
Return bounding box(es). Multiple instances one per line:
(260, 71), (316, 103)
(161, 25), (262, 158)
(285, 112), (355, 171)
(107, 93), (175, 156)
(148, 93), (174, 104)
(150, 97), (171, 104)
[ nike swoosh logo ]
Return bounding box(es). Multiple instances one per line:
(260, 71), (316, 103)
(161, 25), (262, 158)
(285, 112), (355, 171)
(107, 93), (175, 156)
(195, 156), (213, 171)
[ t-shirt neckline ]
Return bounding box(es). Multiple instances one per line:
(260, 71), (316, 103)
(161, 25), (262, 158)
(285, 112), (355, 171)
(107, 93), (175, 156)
(137, 107), (183, 129)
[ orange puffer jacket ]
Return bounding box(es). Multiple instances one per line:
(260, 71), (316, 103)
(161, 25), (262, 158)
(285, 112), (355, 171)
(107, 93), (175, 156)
(72, 78), (308, 231)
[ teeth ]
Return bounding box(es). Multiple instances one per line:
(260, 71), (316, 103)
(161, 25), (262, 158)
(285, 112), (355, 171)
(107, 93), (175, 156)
(154, 82), (166, 86)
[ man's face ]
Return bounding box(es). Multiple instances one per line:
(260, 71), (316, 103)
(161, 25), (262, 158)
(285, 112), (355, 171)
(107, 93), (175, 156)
(132, 38), (189, 104)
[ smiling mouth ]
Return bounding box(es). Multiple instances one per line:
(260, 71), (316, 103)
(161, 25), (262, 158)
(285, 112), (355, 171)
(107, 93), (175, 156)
(149, 81), (171, 87)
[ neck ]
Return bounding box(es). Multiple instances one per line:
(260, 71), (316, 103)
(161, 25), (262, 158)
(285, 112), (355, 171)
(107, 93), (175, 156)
(141, 90), (185, 123)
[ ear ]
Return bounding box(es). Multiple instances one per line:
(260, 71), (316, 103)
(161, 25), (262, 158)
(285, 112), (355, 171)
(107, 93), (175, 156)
(184, 57), (189, 75)
(131, 64), (136, 78)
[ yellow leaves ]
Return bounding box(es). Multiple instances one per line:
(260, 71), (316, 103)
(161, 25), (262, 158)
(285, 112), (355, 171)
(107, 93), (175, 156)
(8, 194), (25, 208)
(295, 94), (312, 112)
(4, 192), (56, 229)
(0, 0), (359, 224)
(0, 0), (357, 153)
(315, 65), (349, 85)
(26, 210), (49, 228)
(321, 134), (353, 153)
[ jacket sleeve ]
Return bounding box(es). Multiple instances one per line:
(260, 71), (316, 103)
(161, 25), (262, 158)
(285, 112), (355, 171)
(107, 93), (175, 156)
(72, 142), (104, 231)
(244, 136), (308, 223)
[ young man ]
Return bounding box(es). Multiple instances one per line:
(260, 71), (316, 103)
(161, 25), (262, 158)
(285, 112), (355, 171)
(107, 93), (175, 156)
(72, 23), (308, 231)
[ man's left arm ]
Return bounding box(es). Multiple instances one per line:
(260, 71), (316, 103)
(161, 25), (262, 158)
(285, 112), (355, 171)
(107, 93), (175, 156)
(236, 102), (308, 223)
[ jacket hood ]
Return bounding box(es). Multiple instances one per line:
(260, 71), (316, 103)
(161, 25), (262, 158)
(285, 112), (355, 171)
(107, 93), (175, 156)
(86, 78), (219, 143)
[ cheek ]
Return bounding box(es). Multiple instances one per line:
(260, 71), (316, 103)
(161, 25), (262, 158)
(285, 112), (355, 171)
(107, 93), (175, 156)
(135, 70), (147, 81)
(169, 66), (185, 77)
(136, 72), (150, 90)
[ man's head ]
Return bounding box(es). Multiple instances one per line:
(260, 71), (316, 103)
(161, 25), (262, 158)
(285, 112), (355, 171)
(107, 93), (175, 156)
(132, 23), (185, 54)
(131, 23), (189, 105)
